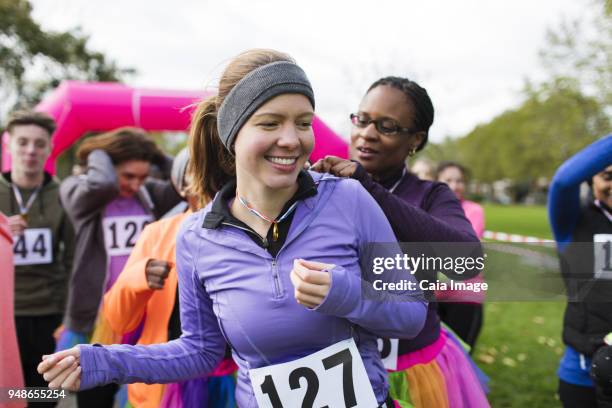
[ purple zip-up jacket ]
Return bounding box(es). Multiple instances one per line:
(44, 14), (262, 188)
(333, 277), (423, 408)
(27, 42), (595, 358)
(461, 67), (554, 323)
(78, 172), (427, 406)
(352, 164), (480, 352)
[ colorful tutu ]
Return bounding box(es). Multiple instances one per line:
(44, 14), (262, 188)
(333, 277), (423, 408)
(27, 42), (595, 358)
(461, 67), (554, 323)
(388, 329), (490, 408)
(207, 374), (237, 408)
(152, 371), (236, 408)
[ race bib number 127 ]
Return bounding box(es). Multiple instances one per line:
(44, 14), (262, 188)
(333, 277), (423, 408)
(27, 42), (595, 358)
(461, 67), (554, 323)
(249, 339), (378, 408)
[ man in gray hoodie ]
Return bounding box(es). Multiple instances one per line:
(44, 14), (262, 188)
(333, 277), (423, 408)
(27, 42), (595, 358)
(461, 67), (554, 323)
(0, 110), (74, 406)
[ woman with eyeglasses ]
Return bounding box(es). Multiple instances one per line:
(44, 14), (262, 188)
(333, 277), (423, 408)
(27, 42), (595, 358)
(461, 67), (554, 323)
(312, 76), (490, 407)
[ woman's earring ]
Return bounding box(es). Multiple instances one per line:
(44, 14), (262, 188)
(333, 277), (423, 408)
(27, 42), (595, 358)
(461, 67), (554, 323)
(408, 148), (417, 157)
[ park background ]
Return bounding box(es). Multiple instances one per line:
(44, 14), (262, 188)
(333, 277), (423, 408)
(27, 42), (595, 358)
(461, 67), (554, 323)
(1, 0), (611, 406)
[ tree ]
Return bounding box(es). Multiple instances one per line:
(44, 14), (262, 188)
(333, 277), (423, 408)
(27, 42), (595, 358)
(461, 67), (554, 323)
(0, 0), (134, 117)
(427, 0), (611, 190)
(455, 81), (608, 184)
(538, 0), (611, 108)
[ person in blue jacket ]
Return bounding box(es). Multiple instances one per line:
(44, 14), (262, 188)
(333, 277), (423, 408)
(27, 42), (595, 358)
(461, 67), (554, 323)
(38, 48), (427, 408)
(548, 135), (612, 407)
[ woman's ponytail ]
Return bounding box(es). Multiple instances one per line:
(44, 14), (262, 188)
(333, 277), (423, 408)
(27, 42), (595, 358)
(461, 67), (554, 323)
(187, 95), (235, 208)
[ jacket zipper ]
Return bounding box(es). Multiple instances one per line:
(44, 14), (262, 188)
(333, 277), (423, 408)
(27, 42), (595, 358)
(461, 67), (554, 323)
(218, 179), (330, 299)
(221, 221), (286, 297)
(271, 259), (282, 298)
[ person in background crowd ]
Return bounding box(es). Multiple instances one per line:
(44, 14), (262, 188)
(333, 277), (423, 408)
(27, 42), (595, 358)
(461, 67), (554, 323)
(312, 76), (489, 407)
(102, 148), (237, 408)
(0, 111), (74, 408)
(548, 135), (612, 408)
(38, 48), (427, 408)
(57, 127), (181, 408)
(0, 211), (26, 408)
(410, 158), (435, 181)
(436, 161), (485, 349)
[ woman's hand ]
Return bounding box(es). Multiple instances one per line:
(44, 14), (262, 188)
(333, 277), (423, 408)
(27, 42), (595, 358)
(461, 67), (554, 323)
(310, 156), (358, 178)
(37, 347), (82, 391)
(7, 214), (27, 236)
(145, 259), (173, 290)
(290, 259), (333, 308)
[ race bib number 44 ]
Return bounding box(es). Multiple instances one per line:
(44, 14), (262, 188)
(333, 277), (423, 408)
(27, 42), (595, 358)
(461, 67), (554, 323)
(102, 215), (152, 256)
(249, 339), (378, 408)
(13, 228), (53, 266)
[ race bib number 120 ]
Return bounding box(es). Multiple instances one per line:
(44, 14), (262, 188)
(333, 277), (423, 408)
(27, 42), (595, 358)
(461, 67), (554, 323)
(13, 228), (53, 266)
(249, 339), (378, 408)
(102, 215), (152, 256)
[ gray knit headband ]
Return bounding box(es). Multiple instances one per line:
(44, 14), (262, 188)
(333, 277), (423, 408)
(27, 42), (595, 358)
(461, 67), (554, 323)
(217, 61), (315, 150)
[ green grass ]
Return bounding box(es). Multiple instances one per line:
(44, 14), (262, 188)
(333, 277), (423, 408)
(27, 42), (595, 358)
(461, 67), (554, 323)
(483, 204), (553, 239)
(475, 302), (565, 408)
(476, 204), (564, 407)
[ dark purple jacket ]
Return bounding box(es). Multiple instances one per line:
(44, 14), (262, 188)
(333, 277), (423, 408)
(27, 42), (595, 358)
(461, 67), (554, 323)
(352, 164), (480, 352)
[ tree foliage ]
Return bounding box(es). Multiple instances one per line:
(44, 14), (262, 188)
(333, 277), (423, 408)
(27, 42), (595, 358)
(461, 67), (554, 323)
(455, 81), (608, 183)
(0, 0), (133, 114)
(538, 0), (612, 108)
(427, 0), (611, 185)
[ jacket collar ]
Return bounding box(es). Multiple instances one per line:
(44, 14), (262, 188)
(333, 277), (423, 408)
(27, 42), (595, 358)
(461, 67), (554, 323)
(2, 171), (53, 189)
(378, 165), (406, 190)
(203, 170), (318, 230)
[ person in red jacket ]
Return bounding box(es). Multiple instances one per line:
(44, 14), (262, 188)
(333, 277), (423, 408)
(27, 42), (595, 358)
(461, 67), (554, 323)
(0, 211), (26, 408)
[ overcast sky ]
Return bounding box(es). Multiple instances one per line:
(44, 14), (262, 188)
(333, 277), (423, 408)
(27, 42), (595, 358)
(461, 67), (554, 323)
(30, 0), (589, 142)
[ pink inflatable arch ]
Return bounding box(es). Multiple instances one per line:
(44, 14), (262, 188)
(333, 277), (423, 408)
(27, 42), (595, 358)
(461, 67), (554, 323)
(1, 81), (348, 174)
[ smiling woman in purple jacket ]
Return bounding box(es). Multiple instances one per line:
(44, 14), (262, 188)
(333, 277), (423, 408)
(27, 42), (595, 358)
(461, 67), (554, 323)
(312, 77), (489, 407)
(38, 49), (427, 408)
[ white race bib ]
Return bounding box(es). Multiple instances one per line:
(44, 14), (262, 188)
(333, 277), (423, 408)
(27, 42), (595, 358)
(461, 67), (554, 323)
(102, 215), (152, 256)
(249, 338), (378, 408)
(594, 234), (612, 280)
(377, 338), (399, 371)
(13, 228), (53, 266)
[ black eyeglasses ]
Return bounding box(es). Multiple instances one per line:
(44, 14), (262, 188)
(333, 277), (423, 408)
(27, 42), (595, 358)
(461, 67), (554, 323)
(350, 113), (414, 136)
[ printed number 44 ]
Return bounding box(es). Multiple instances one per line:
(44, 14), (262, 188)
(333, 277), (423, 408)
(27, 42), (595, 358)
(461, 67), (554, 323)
(14, 233), (48, 259)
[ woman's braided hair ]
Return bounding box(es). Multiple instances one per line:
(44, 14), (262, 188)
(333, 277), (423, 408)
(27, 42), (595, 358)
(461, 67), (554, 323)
(368, 76), (434, 151)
